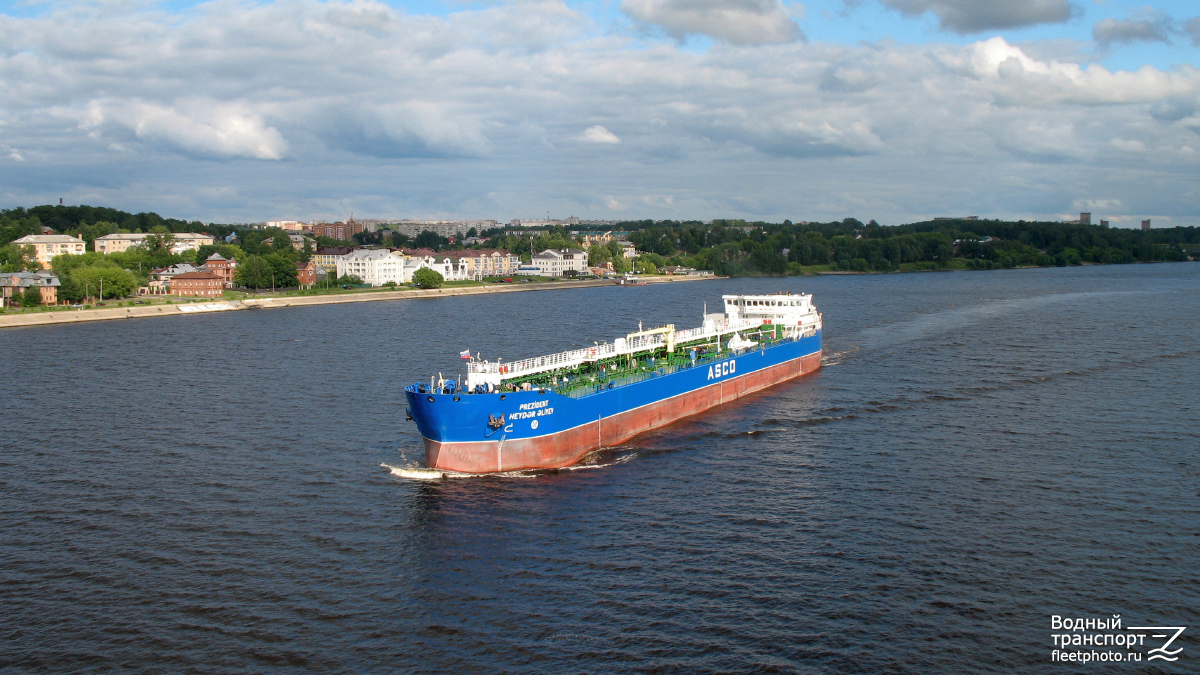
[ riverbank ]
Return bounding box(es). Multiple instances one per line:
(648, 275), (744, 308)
(0, 275), (715, 329)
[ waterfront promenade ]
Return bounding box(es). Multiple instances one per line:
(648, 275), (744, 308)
(0, 275), (713, 329)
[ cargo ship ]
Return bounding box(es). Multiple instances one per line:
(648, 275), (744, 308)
(404, 293), (822, 473)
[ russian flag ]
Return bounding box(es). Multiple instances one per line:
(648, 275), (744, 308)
(459, 349), (471, 360)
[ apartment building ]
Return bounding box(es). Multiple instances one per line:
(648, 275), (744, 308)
(0, 271), (61, 305)
(10, 235), (87, 268)
(530, 248), (589, 277)
(336, 249), (406, 286)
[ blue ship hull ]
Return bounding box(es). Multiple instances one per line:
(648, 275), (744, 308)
(405, 330), (822, 473)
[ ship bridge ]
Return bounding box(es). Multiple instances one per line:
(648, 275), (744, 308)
(464, 293), (820, 390)
(722, 293), (817, 323)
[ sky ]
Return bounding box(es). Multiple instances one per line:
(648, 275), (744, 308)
(1, 0), (1198, 226)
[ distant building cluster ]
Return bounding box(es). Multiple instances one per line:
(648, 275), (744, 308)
(93, 232), (214, 255)
(144, 254), (241, 297)
(10, 232), (216, 268)
(313, 221), (366, 240)
(326, 247), (525, 285)
(1066, 211), (1149, 230)
(392, 220), (499, 238)
(510, 217), (581, 227)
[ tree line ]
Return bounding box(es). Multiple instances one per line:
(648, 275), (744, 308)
(4, 206), (1198, 299)
(613, 217), (1197, 275)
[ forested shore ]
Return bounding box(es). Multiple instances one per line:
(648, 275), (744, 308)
(3, 206), (1197, 293)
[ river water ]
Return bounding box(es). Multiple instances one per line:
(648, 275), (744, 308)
(1, 264), (1196, 673)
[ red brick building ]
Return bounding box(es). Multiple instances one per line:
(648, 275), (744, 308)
(313, 221), (366, 241)
(202, 254), (237, 288)
(171, 271), (224, 297)
(296, 261), (317, 289)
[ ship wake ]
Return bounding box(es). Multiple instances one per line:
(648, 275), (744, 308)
(381, 449), (636, 480)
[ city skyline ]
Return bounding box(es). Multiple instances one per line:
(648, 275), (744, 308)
(1, 0), (1198, 227)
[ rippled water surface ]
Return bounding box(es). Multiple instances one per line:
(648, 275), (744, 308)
(2, 264), (1197, 673)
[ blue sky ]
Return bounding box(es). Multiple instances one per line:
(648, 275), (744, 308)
(0, 0), (1197, 226)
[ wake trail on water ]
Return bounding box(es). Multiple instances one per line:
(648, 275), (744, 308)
(740, 346), (1200, 438)
(822, 347), (858, 366)
(854, 290), (1149, 350)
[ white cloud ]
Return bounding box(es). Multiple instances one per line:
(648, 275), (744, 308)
(968, 37), (1200, 106)
(578, 125), (622, 143)
(0, 1), (1196, 224)
(878, 0), (1075, 34)
(621, 0), (803, 44)
(77, 100), (288, 160)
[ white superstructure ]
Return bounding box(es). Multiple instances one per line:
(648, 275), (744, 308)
(465, 293), (821, 390)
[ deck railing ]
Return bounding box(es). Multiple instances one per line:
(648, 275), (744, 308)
(466, 316), (777, 381)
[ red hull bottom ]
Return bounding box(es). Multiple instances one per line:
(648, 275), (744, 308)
(424, 350), (822, 473)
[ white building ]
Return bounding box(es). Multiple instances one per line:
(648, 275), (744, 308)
(93, 232), (214, 255)
(529, 248), (589, 276)
(10, 234), (87, 268)
(401, 255), (471, 282)
(93, 233), (146, 253)
(334, 249), (477, 286)
(170, 233), (216, 254)
(336, 249), (407, 286)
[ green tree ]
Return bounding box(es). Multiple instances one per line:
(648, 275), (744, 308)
(193, 243), (244, 265)
(414, 230), (448, 250)
(235, 255), (271, 288)
(57, 276), (84, 303)
(412, 267), (444, 289)
(266, 253), (299, 288)
(634, 258), (658, 274)
(72, 266), (137, 299)
(271, 230), (297, 254)
(21, 286), (42, 307)
(606, 240), (625, 260)
(587, 244), (611, 266)
(0, 244), (40, 272)
(139, 231), (176, 256)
